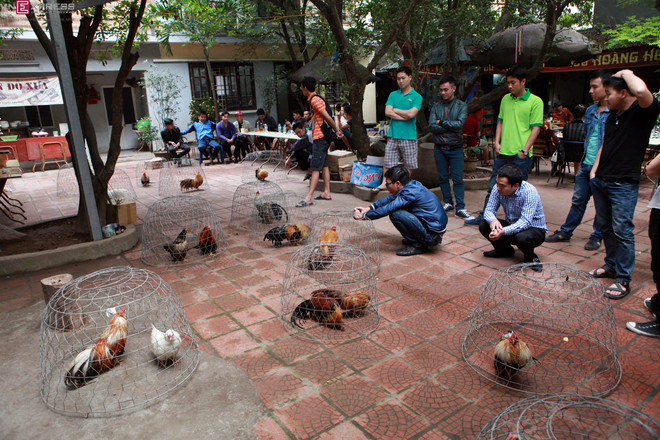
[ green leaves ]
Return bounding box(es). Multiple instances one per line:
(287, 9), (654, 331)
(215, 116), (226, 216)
(603, 16), (660, 48)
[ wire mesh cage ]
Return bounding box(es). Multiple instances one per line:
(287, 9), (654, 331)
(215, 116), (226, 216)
(135, 158), (167, 187)
(241, 150), (288, 183)
(462, 263), (621, 397)
(141, 195), (227, 267)
(56, 163), (77, 198)
(57, 165), (137, 205)
(247, 192), (313, 249)
(281, 243), (379, 342)
(158, 164), (209, 197)
(229, 180), (284, 231)
(40, 266), (199, 417)
(477, 394), (660, 439)
(310, 210), (380, 273)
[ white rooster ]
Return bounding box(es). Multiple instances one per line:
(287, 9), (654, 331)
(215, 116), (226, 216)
(151, 324), (182, 367)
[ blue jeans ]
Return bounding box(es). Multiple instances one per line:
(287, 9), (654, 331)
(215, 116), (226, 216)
(559, 164), (601, 239)
(389, 210), (441, 248)
(590, 177), (639, 283)
(434, 147), (465, 210)
(481, 153), (532, 211)
(198, 137), (223, 164)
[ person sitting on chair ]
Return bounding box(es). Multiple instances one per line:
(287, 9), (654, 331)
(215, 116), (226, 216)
(182, 111), (222, 166)
(233, 110), (252, 161)
(255, 108), (278, 150)
(161, 118), (190, 166)
(216, 111), (238, 163)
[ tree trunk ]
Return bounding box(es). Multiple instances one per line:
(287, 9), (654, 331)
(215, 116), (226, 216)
(202, 45), (220, 120)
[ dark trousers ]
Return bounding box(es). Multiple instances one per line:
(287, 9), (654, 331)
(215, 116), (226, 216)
(481, 153), (532, 212)
(168, 143), (190, 159)
(479, 218), (545, 261)
(650, 208), (660, 321)
(234, 136), (251, 160)
(198, 138), (223, 164)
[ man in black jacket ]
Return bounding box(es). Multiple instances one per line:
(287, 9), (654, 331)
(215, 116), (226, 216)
(429, 76), (474, 221)
(160, 118), (190, 165)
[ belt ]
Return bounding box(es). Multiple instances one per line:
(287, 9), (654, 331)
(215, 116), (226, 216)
(434, 144), (462, 151)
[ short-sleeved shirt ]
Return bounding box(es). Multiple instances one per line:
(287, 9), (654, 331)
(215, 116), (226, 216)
(386, 88), (423, 140)
(463, 116), (480, 147)
(596, 99), (660, 182)
(308, 92), (326, 141)
(497, 89), (544, 156)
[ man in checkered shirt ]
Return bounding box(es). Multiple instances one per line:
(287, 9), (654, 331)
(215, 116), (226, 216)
(479, 164), (547, 271)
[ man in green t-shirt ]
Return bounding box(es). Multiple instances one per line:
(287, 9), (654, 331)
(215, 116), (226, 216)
(466, 65), (543, 225)
(375, 66), (423, 191)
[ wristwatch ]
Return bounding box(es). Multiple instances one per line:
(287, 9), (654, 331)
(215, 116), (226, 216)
(520, 149), (528, 156)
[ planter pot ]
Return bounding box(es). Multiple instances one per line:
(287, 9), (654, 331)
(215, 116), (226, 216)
(464, 159), (480, 172)
(411, 142), (438, 188)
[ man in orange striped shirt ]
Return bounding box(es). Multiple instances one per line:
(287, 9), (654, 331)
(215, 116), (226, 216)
(298, 76), (344, 207)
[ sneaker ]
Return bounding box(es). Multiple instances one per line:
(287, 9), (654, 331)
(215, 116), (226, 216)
(584, 237), (602, 251)
(455, 209), (475, 220)
(644, 298), (657, 318)
(545, 230), (571, 243)
(626, 320), (660, 338)
(525, 255), (543, 272)
(443, 203), (454, 212)
(483, 249), (515, 258)
(465, 213), (483, 226)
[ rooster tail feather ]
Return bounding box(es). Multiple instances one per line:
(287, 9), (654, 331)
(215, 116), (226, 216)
(290, 299), (314, 329)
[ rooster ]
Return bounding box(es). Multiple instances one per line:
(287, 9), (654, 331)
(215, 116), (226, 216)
(64, 308), (128, 389)
(340, 290), (371, 317)
(493, 330), (535, 381)
(255, 167), (269, 181)
(180, 172), (204, 191)
(151, 324), (182, 367)
(263, 223), (310, 246)
(254, 191), (287, 224)
(290, 289), (343, 330)
(194, 226), (217, 255)
(140, 172), (150, 186)
(308, 226), (339, 270)
(163, 228), (187, 262)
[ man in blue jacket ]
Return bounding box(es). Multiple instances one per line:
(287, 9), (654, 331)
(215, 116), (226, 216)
(354, 165), (447, 256)
(182, 110), (222, 166)
(429, 75), (474, 221)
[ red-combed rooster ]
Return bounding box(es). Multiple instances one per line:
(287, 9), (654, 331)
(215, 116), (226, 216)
(194, 226), (217, 255)
(308, 226), (339, 270)
(290, 289), (344, 330)
(493, 330), (535, 381)
(340, 290), (371, 317)
(64, 308), (128, 389)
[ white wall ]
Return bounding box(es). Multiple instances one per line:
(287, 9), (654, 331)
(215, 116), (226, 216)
(253, 61), (278, 124)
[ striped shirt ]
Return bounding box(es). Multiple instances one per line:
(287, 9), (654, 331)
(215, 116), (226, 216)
(484, 180), (547, 235)
(308, 92), (326, 140)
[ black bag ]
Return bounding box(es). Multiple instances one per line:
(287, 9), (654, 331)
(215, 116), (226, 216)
(313, 95), (338, 142)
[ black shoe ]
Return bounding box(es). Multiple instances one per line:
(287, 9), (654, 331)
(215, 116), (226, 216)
(526, 255), (543, 272)
(396, 246), (427, 256)
(626, 320), (660, 338)
(483, 249), (515, 258)
(402, 238), (414, 246)
(584, 237), (602, 251)
(644, 298), (657, 318)
(545, 230), (570, 243)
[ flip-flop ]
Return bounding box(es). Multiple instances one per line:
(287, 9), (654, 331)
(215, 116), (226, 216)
(314, 195), (332, 200)
(604, 282), (631, 300)
(296, 200), (313, 207)
(588, 265), (616, 279)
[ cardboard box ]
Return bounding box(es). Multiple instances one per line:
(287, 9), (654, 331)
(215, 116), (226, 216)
(339, 165), (353, 182)
(350, 161), (383, 188)
(116, 202), (137, 225)
(328, 150), (356, 172)
(366, 155), (384, 166)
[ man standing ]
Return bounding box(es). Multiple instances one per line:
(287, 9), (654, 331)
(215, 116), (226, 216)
(479, 164), (546, 270)
(466, 65), (543, 225)
(546, 71), (611, 250)
(376, 66), (423, 190)
(215, 111), (236, 163)
(160, 118), (190, 166)
(354, 165), (447, 256)
(428, 76), (474, 221)
(182, 111), (222, 166)
(297, 76), (343, 206)
(589, 69), (660, 299)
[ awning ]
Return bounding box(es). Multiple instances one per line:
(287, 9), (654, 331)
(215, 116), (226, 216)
(0, 76), (63, 106)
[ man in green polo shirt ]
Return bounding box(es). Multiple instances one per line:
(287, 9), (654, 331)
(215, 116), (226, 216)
(375, 66), (423, 191)
(465, 65), (543, 225)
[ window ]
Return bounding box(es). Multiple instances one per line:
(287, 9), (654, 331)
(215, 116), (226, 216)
(103, 87), (136, 126)
(25, 105), (53, 127)
(189, 63), (255, 110)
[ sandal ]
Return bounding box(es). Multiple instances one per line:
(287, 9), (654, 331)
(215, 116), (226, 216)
(314, 195), (332, 201)
(296, 200), (313, 207)
(588, 265), (616, 279)
(604, 281), (631, 300)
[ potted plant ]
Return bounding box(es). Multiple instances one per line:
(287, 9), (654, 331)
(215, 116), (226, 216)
(463, 145), (482, 172)
(136, 116), (158, 151)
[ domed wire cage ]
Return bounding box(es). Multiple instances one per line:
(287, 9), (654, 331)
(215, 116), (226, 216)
(281, 243), (379, 342)
(241, 150), (288, 183)
(310, 210), (380, 274)
(158, 164), (209, 197)
(477, 394), (660, 439)
(141, 195), (227, 267)
(40, 266), (200, 417)
(462, 263), (621, 397)
(134, 158), (166, 187)
(57, 166), (136, 204)
(229, 180), (284, 231)
(248, 192), (313, 249)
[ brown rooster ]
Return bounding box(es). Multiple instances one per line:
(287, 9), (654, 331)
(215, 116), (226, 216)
(180, 172), (204, 191)
(194, 226), (217, 255)
(340, 290), (371, 316)
(308, 226), (339, 270)
(493, 330), (535, 381)
(290, 289), (344, 330)
(64, 308), (128, 389)
(255, 167), (269, 181)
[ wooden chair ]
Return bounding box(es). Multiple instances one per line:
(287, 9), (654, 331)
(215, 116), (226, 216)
(530, 139), (548, 175)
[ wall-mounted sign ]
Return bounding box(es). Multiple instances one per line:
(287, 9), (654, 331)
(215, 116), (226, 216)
(0, 76), (63, 106)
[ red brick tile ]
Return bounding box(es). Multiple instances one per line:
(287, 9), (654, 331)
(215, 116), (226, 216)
(398, 312), (449, 339)
(232, 304), (277, 326)
(230, 349), (284, 379)
(184, 300), (223, 322)
(214, 292), (259, 311)
(435, 362), (490, 401)
(426, 302), (471, 325)
(208, 329), (260, 358)
(378, 299), (418, 323)
(354, 401), (429, 439)
(193, 315), (239, 339)
(248, 318), (290, 343)
(254, 416), (291, 440)
(255, 369), (309, 408)
(443, 256), (480, 271)
(401, 342), (461, 375)
(274, 395), (344, 439)
(177, 289), (210, 307)
(369, 326), (423, 353)
(332, 339), (390, 371)
(399, 271), (443, 289)
(363, 358), (424, 393)
(439, 402), (495, 438)
(417, 428), (453, 440)
(318, 422), (368, 439)
(254, 284), (283, 299)
(221, 264), (256, 280)
(291, 352), (351, 386)
(400, 379), (469, 422)
(268, 336), (323, 364)
(321, 375), (388, 417)
(204, 280), (240, 298)
(233, 274), (270, 288)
